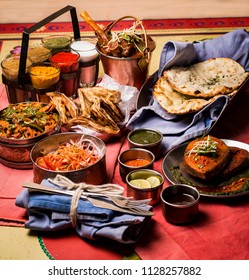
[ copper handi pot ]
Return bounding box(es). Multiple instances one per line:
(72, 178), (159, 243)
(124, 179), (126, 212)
(126, 169), (164, 205)
(96, 16), (156, 90)
(0, 102), (61, 169)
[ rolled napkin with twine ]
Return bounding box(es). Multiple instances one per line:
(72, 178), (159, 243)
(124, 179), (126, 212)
(16, 177), (151, 244)
(127, 28), (249, 154)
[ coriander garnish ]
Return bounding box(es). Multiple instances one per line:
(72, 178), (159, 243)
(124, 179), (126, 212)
(186, 135), (218, 157)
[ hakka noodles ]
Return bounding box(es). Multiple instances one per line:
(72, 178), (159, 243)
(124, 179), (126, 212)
(153, 58), (248, 115)
(36, 136), (101, 171)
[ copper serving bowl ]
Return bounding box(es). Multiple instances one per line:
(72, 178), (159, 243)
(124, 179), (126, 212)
(96, 38), (155, 90)
(30, 132), (107, 184)
(0, 102), (60, 168)
(128, 128), (163, 160)
(126, 169), (164, 205)
(118, 148), (155, 182)
(160, 184), (200, 225)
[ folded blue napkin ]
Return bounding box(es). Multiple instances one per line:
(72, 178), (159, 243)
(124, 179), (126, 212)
(15, 180), (151, 244)
(158, 28), (249, 75)
(127, 28), (249, 154)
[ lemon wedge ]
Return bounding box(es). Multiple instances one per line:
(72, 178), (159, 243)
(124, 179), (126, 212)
(129, 179), (151, 189)
(146, 176), (161, 187)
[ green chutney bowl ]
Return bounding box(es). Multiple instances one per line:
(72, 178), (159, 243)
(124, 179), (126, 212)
(128, 128), (163, 160)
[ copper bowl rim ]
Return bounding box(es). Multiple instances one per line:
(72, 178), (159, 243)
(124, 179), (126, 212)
(118, 147), (155, 168)
(128, 128), (163, 148)
(30, 132), (106, 174)
(160, 184), (200, 208)
(126, 168), (164, 192)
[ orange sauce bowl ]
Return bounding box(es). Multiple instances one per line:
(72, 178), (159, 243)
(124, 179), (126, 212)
(118, 148), (155, 182)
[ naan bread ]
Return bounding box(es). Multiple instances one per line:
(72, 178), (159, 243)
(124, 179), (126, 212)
(153, 76), (222, 115)
(163, 58), (248, 98)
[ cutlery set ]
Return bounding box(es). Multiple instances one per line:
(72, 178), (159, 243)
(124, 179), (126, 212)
(22, 182), (154, 217)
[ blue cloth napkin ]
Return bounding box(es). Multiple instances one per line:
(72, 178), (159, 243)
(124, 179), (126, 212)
(127, 28), (249, 154)
(15, 180), (151, 244)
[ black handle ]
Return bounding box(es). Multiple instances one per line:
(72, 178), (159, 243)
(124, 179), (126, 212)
(18, 5), (81, 85)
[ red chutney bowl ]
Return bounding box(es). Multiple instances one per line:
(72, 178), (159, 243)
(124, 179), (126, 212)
(49, 50), (80, 73)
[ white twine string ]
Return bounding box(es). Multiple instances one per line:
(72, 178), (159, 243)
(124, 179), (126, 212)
(48, 175), (125, 227)
(49, 175), (124, 195)
(69, 186), (84, 228)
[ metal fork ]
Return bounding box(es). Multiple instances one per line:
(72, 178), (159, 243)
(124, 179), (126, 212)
(102, 195), (152, 213)
(81, 192), (152, 208)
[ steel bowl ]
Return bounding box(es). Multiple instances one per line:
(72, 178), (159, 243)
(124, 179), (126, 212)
(128, 128), (163, 160)
(0, 102), (60, 168)
(118, 148), (155, 182)
(126, 169), (164, 205)
(30, 132), (107, 184)
(160, 184), (200, 225)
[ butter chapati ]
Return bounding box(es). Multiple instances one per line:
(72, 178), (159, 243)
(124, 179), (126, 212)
(163, 58), (248, 98)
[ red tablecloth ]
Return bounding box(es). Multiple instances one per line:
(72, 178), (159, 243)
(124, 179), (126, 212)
(1, 83), (249, 260)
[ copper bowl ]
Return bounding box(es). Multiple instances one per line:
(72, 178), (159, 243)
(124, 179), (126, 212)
(128, 128), (163, 160)
(30, 132), (107, 184)
(126, 169), (164, 205)
(160, 184), (200, 225)
(0, 102), (60, 168)
(96, 36), (156, 90)
(118, 148), (155, 182)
